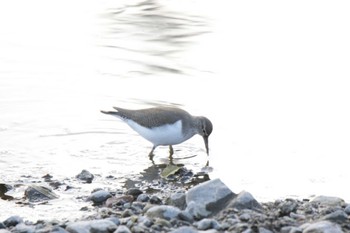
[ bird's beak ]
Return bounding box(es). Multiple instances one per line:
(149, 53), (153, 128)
(203, 136), (209, 155)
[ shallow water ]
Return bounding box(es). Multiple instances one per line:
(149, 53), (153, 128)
(1, 0), (350, 221)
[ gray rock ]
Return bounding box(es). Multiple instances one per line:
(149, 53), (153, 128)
(136, 194), (149, 202)
(302, 221), (343, 233)
(3, 216), (23, 227)
(66, 221), (91, 233)
(279, 199), (298, 216)
(76, 170), (94, 183)
(344, 205), (350, 215)
(88, 190), (112, 205)
(66, 220), (116, 233)
(51, 226), (70, 233)
(258, 227), (274, 233)
(125, 188), (142, 199)
(228, 191), (262, 211)
(281, 226), (302, 233)
(322, 210), (348, 223)
(170, 226), (198, 233)
(149, 195), (162, 205)
(194, 218), (220, 230)
(0, 230), (11, 233)
(12, 223), (35, 233)
(114, 225), (131, 233)
(178, 211), (194, 223)
(0, 222), (6, 229)
(25, 185), (58, 202)
(166, 192), (186, 210)
(146, 205), (181, 220)
(185, 178), (235, 219)
(311, 196), (345, 207)
(105, 217), (120, 226)
(90, 220), (117, 233)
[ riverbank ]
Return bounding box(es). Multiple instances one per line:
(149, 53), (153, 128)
(1, 168), (350, 233)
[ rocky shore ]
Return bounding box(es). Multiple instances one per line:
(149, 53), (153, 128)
(1, 168), (350, 233)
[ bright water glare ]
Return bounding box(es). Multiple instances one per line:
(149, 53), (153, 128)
(1, 0), (350, 221)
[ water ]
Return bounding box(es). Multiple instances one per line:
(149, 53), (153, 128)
(1, 0), (350, 221)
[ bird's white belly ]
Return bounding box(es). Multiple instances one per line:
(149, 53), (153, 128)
(126, 120), (186, 146)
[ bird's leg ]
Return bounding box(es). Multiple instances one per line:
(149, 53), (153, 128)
(169, 145), (174, 156)
(148, 146), (156, 161)
(168, 145), (174, 163)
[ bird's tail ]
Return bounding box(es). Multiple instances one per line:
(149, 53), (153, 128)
(100, 110), (119, 115)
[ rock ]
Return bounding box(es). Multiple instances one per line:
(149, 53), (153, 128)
(51, 226), (70, 233)
(136, 194), (149, 202)
(302, 221), (343, 233)
(13, 223), (35, 233)
(194, 218), (220, 230)
(0, 222), (6, 229)
(258, 227), (274, 233)
(185, 178), (235, 219)
(178, 211), (194, 223)
(66, 220), (116, 233)
(281, 226), (302, 233)
(149, 195), (163, 205)
(25, 185), (58, 202)
(322, 210), (348, 223)
(344, 205), (350, 215)
(115, 225), (131, 233)
(88, 190), (112, 205)
(146, 205), (181, 220)
(170, 226), (198, 233)
(0, 230), (11, 233)
(106, 217), (120, 226)
(125, 188), (142, 199)
(3, 216), (23, 227)
(311, 196), (345, 207)
(228, 191), (262, 211)
(66, 221), (91, 233)
(76, 170), (94, 183)
(90, 219), (117, 233)
(166, 192), (186, 210)
(0, 183), (13, 201)
(105, 195), (133, 207)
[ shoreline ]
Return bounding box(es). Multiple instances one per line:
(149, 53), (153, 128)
(1, 168), (350, 233)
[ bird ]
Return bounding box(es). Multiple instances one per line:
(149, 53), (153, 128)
(101, 106), (213, 160)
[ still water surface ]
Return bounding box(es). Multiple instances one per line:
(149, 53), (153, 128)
(1, 0), (350, 221)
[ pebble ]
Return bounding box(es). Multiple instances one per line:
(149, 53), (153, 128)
(136, 194), (149, 202)
(311, 196), (345, 207)
(25, 185), (58, 202)
(146, 205), (181, 220)
(125, 188), (142, 199)
(194, 218), (220, 230)
(149, 195), (163, 205)
(166, 192), (186, 210)
(88, 190), (112, 205)
(114, 225), (131, 233)
(302, 220), (343, 233)
(170, 226), (198, 233)
(76, 170), (94, 183)
(3, 216), (23, 227)
(322, 209), (348, 223)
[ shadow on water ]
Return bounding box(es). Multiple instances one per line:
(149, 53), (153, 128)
(99, 0), (211, 77)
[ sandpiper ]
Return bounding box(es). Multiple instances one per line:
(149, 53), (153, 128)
(101, 106), (213, 160)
